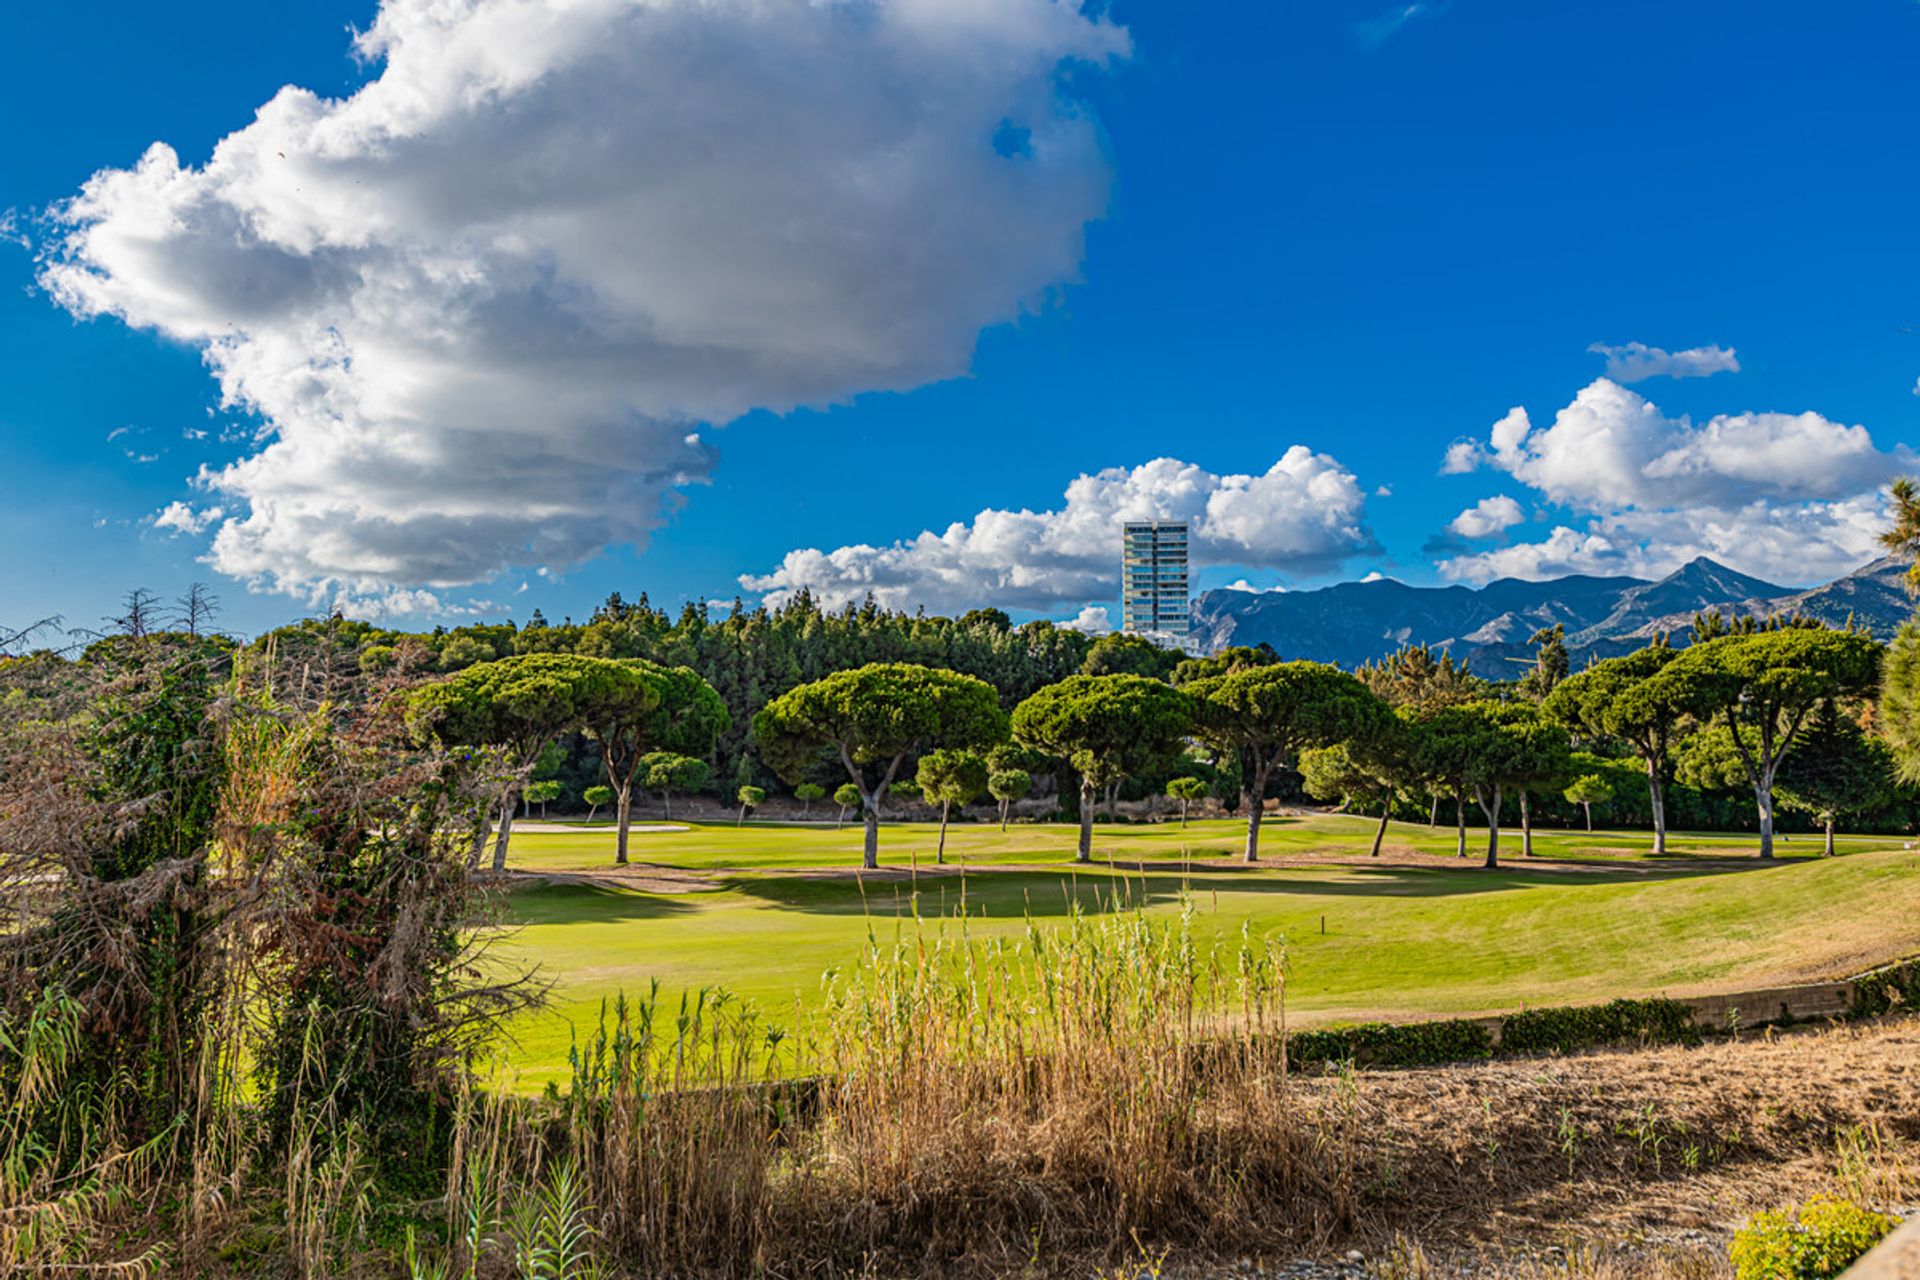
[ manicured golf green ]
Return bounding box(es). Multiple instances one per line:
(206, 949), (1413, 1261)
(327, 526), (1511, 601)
(484, 815), (1920, 1089)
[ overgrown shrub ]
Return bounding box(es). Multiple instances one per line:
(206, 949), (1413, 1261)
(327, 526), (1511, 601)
(1729, 1196), (1895, 1278)
(1851, 960), (1919, 1018)
(1499, 997), (1702, 1055)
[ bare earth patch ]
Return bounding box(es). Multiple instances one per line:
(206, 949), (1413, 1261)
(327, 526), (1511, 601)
(1315, 1017), (1919, 1275)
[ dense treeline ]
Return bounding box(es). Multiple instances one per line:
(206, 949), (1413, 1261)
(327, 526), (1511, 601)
(13, 583), (1920, 855)
(248, 593), (1920, 851)
(264, 591), (1098, 800)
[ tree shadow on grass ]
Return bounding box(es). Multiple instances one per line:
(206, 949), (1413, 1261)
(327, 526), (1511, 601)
(502, 881), (702, 926)
(711, 856), (1765, 920)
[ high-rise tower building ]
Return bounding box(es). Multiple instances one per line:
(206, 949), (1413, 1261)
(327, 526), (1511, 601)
(1120, 520), (1190, 639)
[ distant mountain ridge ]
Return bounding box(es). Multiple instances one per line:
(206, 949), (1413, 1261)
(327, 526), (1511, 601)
(1189, 555), (1915, 675)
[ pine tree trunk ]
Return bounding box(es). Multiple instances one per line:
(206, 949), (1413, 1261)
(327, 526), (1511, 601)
(1583, 801), (1592, 832)
(1755, 775), (1776, 860)
(467, 809), (493, 871)
(1000, 798), (1010, 832)
(1455, 793), (1466, 858)
(1244, 765), (1269, 862)
(1520, 791), (1533, 857)
(1825, 816), (1836, 857)
(1372, 805), (1389, 856)
(615, 785), (633, 865)
(1480, 785), (1502, 869)
(838, 804), (848, 831)
(937, 801), (950, 864)
(1648, 761), (1668, 856)
(491, 799), (516, 873)
(1429, 794), (1439, 828)
(1077, 778), (1095, 863)
(1180, 800), (1189, 829)
(863, 803), (880, 870)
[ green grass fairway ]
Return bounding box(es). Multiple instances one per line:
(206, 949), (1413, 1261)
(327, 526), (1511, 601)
(485, 814), (1920, 1089)
(501, 812), (1910, 871)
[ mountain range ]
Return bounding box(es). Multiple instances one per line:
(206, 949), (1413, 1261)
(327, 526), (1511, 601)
(1188, 555), (1916, 676)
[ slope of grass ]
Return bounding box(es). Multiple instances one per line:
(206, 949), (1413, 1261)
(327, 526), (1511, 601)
(483, 816), (1920, 1088)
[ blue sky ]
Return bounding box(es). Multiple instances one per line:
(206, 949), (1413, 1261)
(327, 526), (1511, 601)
(5, 0), (1920, 637)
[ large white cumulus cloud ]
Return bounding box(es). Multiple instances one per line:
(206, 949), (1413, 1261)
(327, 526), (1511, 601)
(742, 449), (1377, 613)
(41, 0), (1128, 606)
(1438, 378), (1909, 584)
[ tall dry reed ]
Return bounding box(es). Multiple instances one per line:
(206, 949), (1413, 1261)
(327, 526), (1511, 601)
(448, 892), (1366, 1277)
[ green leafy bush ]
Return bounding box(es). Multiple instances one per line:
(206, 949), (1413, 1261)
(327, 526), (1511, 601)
(1729, 1196), (1895, 1278)
(1287, 1017), (1493, 1068)
(1498, 997), (1701, 1055)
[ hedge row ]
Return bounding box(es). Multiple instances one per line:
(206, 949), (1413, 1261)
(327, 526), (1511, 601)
(1287, 996), (1704, 1069)
(1286, 1017), (1494, 1068)
(1498, 997), (1702, 1054)
(1286, 963), (1920, 1071)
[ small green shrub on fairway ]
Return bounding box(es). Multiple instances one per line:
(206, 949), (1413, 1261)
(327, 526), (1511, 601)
(1729, 1196), (1894, 1278)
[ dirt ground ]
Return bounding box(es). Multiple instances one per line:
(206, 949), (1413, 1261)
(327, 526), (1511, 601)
(1308, 1016), (1919, 1276)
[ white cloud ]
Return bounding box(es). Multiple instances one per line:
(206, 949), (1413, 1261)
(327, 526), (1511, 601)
(742, 449), (1377, 613)
(1438, 498), (1891, 587)
(40, 0), (1128, 608)
(1222, 579), (1286, 594)
(1439, 439), (1481, 475)
(1588, 341), (1740, 382)
(332, 587), (451, 621)
(1354, 3), (1439, 50)
(1060, 605), (1110, 633)
(1446, 494), (1524, 540)
(153, 501), (224, 535)
(1436, 379), (1905, 586)
(1437, 526), (1623, 582)
(1454, 378), (1907, 514)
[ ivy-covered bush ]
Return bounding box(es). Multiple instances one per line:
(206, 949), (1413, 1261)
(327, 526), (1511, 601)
(1851, 960), (1919, 1018)
(1498, 997), (1701, 1055)
(1729, 1196), (1895, 1278)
